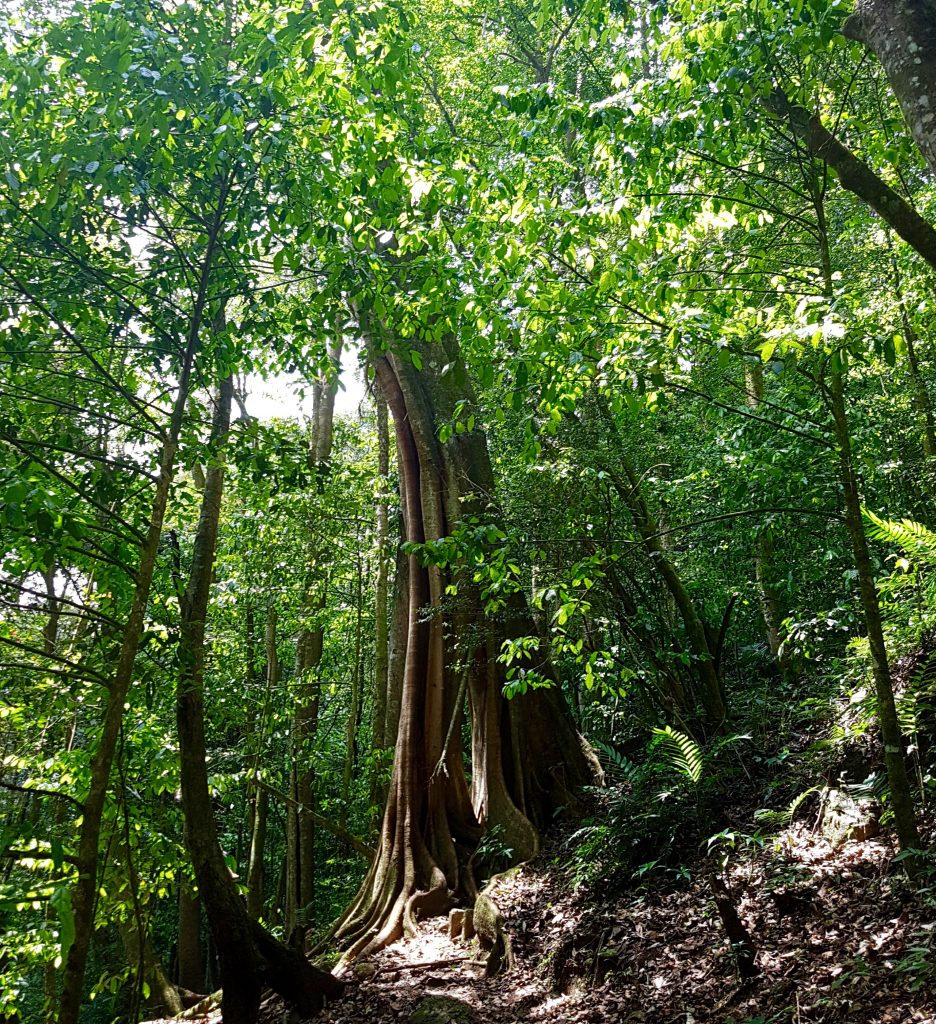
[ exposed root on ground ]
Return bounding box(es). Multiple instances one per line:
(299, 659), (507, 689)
(147, 818), (936, 1024)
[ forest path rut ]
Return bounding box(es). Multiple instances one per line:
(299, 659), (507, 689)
(155, 822), (936, 1024)
(315, 865), (563, 1024)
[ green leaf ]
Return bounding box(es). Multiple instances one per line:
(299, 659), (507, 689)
(50, 886), (75, 963)
(652, 726), (703, 784)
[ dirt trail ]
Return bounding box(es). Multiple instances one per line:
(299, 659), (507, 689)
(150, 820), (936, 1024)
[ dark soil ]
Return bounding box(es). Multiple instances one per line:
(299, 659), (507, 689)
(149, 817), (936, 1024)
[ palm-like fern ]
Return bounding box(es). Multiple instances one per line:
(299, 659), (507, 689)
(863, 510), (936, 564)
(593, 740), (643, 786)
(652, 725), (703, 783)
(754, 786), (819, 828)
(863, 508), (936, 620)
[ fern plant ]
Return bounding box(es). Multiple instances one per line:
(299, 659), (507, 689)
(863, 510), (936, 617)
(847, 511), (936, 799)
(593, 740), (643, 786)
(754, 786), (819, 828)
(652, 725), (703, 784)
(864, 511), (936, 565)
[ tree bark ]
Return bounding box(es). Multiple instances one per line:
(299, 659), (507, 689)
(371, 391), (392, 768)
(827, 370), (921, 859)
(385, 517), (408, 751)
(332, 326), (600, 959)
(764, 90), (936, 271)
(844, 0), (936, 178)
(177, 887), (204, 995)
(176, 374), (343, 1023)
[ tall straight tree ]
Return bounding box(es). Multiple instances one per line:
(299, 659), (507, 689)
(176, 374), (343, 1024)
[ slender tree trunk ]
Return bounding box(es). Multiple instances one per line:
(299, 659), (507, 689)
(117, 916), (183, 1017)
(246, 789), (269, 922)
(903, 312), (936, 463)
(39, 565), (64, 1020)
(285, 760), (300, 943)
(58, 173), (233, 1024)
(291, 338), (343, 946)
(827, 370), (921, 857)
(887, 241), (936, 475)
(744, 362), (795, 676)
(606, 459), (726, 725)
(844, 1), (936, 178)
(342, 548), (364, 827)
(246, 607), (275, 920)
(177, 887), (204, 995)
(810, 170), (921, 861)
(176, 374), (343, 1023)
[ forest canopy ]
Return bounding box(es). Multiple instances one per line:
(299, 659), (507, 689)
(2, 0), (936, 1022)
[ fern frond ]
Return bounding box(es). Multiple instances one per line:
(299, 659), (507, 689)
(898, 690), (919, 736)
(848, 772), (888, 801)
(652, 725), (703, 784)
(754, 786), (818, 828)
(863, 510), (936, 565)
(593, 740), (642, 785)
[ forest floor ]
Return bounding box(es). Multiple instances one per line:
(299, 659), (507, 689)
(165, 815), (936, 1024)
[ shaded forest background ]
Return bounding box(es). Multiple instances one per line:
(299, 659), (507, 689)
(2, 0), (936, 1021)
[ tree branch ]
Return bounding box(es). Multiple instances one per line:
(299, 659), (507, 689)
(763, 90), (936, 270)
(257, 780), (374, 860)
(0, 780), (85, 811)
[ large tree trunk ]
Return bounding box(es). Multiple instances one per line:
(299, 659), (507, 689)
(176, 374), (343, 1024)
(177, 887), (204, 995)
(845, 1), (936, 178)
(333, 331), (600, 959)
(385, 518), (408, 750)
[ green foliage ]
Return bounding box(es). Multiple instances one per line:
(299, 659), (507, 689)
(568, 728), (751, 887)
(652, 726), (703, 785)
(754, 787), (820, 829)
(2, 0), (936, 1013)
